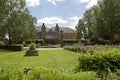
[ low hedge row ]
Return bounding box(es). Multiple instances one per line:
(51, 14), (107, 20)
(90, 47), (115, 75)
(0, 45), (23, 51)
(0, 67), (99, 80)
(64, 45), (120, 54)
(75, 49), (120, 77)
(26, 39), (44, 46)
(64, 46), (94, 54)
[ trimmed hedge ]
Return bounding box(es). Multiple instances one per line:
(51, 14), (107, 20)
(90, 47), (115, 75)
(63, 39), (78, 45)
(0, 45), (23, 51)
(26, 39), (44, 46)
(35, 39), (44, 46)
(76, 49), (120, 72)
(64, 46), (94, 54)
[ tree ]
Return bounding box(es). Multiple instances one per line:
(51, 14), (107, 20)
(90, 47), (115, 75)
(76, 19), (87, 41)
(0, 0), (9, 39)
(76, 6), (97, 42)
(0, 0), (36, 45)
(76, 0), (120, 44)
(95, 0), (120, 43)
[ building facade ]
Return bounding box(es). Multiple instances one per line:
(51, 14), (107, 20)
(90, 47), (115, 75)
(36, 23), (77, 44)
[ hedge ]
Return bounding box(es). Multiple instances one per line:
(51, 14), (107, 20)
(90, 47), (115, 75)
(0, 45), (23, 51)
(76, 49), (120, 72)
(0, 67), (99, 80)
(63, 39), (78, 45)
(25, 39), (44, 46)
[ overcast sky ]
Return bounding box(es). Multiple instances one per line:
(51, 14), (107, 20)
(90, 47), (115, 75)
(26, 0), (98, 29)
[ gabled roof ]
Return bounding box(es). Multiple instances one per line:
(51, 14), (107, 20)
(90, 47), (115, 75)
(60, 27), (76, 33)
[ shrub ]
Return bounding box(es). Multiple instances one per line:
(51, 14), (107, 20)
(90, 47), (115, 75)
(63, 39), (78, 45)
(0, 67), (99, 80)
(0, 68), (24, 80)
(35, 39), (44, 46)
(26, 67), (98, 80)
(0, 45), (23, 51)
(29, 43), (36, 50)
(64, 46), (94, 54)
(76, 49), (120, 73)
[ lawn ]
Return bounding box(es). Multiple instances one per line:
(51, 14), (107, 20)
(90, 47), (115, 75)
(0, 49), (80, 72)
(0, 49), (100, 80)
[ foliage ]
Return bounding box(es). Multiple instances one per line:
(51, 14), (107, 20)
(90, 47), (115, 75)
(29, 43), (36, 50)
(64, 45), (94, 54)
(64, 45), (120, 79)
(74, 46), (120, 79)
(76, 0), (120, 44)
(0, 45), (23, 51)
(103, 70), (120, 80)
(0, 0), (36, 45)
(95, 0), (120, 40)
(77, 50), (120, 71)
(0, 67), (98, 80)
(35, 39), (44, 46)
(25, 39), (44, 47)
(1, 45), (120, 79)
(63, 39), (78, 45)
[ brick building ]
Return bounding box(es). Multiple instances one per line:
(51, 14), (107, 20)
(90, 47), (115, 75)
(36, 23), (77, 45)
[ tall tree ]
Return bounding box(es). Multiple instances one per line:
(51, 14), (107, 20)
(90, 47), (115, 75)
(96, 0), (120, 41)
(0, 0), (36, 45)
(76, 6), (97, 42)
(0, 0), (9, 39)
(76, 0), (120, 44)
(76, 19), (87, 41)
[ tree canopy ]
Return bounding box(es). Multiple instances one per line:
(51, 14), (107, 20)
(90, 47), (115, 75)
(76, 0), (120, 44)
(0, 0), (36, 45)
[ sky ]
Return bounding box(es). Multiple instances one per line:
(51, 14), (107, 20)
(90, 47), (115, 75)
(26, 0), (98, 29)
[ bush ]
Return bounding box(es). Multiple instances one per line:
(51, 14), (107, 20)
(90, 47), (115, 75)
(0, 45), (23, 51)
(26, 67), (98, 80)
(63, 39), (78, 45)
(64, 46), (94, 54)
(0, 67), (99, 80)
(26, 39), (44, 45)
(35, 39), (44, 46)
(29, 43), (36, 50)
(76, 49), (120, 73)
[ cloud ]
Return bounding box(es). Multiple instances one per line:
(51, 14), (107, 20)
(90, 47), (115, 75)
(26, 0), (40, 7)
(79, 0), (98, 9)
(86, 0), (98, 9)
(79, 0), (90, 3)
(37, 16), (81, 30)
(68, 16), (82, 26)
(47, 0), (64, 5)
(38, 17), (68, 24)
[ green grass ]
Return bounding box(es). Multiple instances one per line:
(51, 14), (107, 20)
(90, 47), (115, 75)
(0, 49), (99, 80)
(0, 49), (80, 72)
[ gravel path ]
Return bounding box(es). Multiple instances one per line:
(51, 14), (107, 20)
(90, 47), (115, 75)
(24, 47), (63, 50)
(36, 48), (63, 50)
